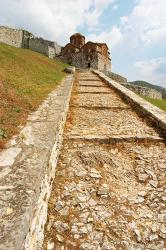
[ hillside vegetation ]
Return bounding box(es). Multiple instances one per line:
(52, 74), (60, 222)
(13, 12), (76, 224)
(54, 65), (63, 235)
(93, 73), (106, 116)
(140, 96), (166, 112)
(129, 80), (166, 111)
(0, 43), (67, 149)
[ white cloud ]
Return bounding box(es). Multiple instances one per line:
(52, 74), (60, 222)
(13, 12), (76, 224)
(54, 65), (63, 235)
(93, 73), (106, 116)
(87, 26), (123, 49)
(135, 57), (166, 87)
(121, 0), (166, 46)
(120, 16), (128, 25)
(85, 0), (115, 27)
(0, 0), (115, 44)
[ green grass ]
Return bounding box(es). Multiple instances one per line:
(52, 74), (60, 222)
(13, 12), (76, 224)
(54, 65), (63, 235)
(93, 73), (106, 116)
(140, 96), (166, 112)
(0, 43), (68, 148)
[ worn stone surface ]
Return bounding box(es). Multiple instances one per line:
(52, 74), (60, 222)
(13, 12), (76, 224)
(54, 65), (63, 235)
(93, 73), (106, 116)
(43, 71), (166, 250)
(0, 75), (73, 250)
(94, 70), (166, 137)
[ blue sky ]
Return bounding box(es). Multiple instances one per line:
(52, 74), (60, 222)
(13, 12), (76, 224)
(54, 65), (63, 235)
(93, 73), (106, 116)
(0, 0), (166, 87)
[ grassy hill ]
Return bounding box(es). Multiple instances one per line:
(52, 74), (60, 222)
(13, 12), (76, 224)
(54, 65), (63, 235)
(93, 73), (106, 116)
(0, 43), (67, 149)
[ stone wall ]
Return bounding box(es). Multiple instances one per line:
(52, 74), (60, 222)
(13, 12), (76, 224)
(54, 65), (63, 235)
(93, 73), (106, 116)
(104, 71), (162, 100)
(29, 37), (51, 57)
(0, 26), (61, 59)
(122, 83), (162, 99)
(60, 51), (88, 68)
(22, 30), (34, 49)
(0, 75), (74, 250)
(29, 38), (61, 58)
(54, 42), (61, 55)
(0, 26), (23, 48)
(104, 71), (127, 83)
(71, 52), (84, 68)
(98, 53), (111, 72)
(48, 46), (56, 59)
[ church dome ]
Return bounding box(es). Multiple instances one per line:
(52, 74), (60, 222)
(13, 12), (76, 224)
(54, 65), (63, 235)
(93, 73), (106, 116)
(70, 33), (85, 48)
(70, 33), (85, 38)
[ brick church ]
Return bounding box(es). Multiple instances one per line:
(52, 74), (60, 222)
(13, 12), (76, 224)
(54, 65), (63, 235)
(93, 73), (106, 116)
(60, 33), (111, 71)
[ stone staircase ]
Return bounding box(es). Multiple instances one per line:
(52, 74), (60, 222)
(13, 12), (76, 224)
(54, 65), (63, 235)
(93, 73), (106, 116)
(43, 71), (166, 250)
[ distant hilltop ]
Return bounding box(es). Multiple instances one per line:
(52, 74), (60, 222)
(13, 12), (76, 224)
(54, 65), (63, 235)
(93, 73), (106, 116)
(0, 26), (61, 58)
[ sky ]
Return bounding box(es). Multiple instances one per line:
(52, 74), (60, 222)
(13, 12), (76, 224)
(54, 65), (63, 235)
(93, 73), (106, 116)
(0, 0), (166, 88)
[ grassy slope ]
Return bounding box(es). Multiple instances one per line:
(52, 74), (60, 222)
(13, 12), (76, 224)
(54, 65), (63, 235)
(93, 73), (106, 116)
(0, 43), (67, 148)
(140, 95), (166, 112)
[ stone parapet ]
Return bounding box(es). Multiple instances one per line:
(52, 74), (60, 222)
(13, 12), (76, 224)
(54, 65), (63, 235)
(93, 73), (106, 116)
(0, 75), (74, 250)
(93, 70), (166, 137)
(104, 71), (127, 83)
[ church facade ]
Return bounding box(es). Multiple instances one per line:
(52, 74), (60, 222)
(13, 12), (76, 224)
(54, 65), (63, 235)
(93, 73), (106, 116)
(60, 33), (111, 71)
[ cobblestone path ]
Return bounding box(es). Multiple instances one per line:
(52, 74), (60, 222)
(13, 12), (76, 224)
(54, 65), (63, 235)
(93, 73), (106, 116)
(43, 72), (166, 250)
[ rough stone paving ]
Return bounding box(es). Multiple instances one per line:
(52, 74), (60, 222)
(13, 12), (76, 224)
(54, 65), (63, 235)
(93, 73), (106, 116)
(43, 72), (166, 250)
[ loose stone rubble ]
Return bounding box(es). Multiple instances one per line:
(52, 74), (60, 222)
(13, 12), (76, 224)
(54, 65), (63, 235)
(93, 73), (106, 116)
(43, 72), (166, 250)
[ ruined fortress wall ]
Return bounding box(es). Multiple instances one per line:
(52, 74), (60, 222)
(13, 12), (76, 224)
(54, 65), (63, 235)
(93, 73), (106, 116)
(54, 42), (61, 55)
(104, 71), (127, 83)
(29, 38), (61, 58)
(0, 26), (61, 58)
(0, 26), (23, 47)
(48, 46), (56, 59)
(29, 37), (51, 57)
(123, 83), (162, 100)
(105, 71), (162, 99)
